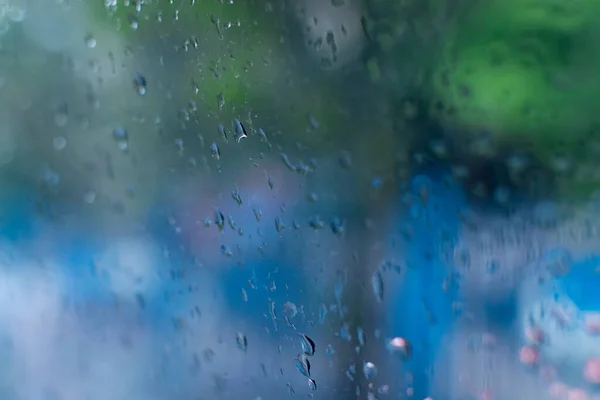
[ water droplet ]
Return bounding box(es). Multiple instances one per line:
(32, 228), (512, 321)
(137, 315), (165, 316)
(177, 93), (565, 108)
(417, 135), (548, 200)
(134, 73), (147, 95)
(308, 378), (317, 390)
(309, 215), (325, 230)
(202, 348), (215, 363)
(387, 337), (411, 359)
(283, 302), (298, 318)
(53, 136), (67, 150)
(371, 270), (384, 302)
(297, 333), (315, 356)
(295, 353), (311, 377)
(83, 191), (96, 204)
(236, 332), (247, 351)
(275, 216), (285, 233)
(231, 189), (242, 206)
(210, 143), (220, 160)
(85, 34), (97, 48)
(221, 245), (233, 257)
(357, 326), (366, 347)
(113, 126), (127, 140)
(330, 216), (344, 235)
(287, 383), (295, 395)
(253, 206), (262, 222)
(258, 128), (268, 142)
(112, 126), (129, 151)
(307, 114), (319, 129)
(217, 123), (228, 141)
(340, 322), (352, 341)
(346, 364), (356, 381)
(214, 211), (225, 231)
(363, 361), (378, 379)
(326, 344), (335, 358)
(280, 153), (296, 172)
(217, 93), (225, 110)
(318, 303), (328, 324)
(234, 119), (247, 142)
(54, 104), (68, 127)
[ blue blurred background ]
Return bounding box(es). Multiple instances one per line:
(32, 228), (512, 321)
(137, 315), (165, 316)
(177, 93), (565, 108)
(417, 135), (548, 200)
(0, 1), (600, 400)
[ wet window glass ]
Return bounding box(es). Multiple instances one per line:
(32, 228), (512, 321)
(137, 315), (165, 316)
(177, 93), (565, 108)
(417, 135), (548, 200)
(1, 0), (600, 399)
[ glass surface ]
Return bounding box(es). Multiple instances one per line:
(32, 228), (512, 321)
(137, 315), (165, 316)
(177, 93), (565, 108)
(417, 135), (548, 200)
(0, 0), (599, 399)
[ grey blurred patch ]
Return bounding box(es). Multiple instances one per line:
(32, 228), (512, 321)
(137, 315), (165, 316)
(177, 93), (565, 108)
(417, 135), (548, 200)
(293, 0), (366, 71)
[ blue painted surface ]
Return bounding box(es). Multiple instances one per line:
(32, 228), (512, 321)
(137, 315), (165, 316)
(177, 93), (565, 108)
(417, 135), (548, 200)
(552, 253), (600, 311)
(391, 165), (467, 398)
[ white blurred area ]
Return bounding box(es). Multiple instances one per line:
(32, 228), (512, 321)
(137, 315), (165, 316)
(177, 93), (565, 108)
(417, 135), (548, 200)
(433, 203), (600, 400)
(0, 156), (343, 399)
(0, 229), (299, 399)
(0, 244), (160, 400)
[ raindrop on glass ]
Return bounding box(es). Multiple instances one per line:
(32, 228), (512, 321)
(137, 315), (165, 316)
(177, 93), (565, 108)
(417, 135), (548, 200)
(214, 210), (225, 231)
(83, 191), (96, 204)
(231, 189), (242, 206)
(85, 35), (97, 48)
(275, 216), (285, 233)
(295, 353), (311, 377)
(371, 270), (384, 302)
(297, 333), (315, 356)
(357, 326), (366, 347)
(363, 361), (378, 380)
(113, 126), (127, 140)
(133, 73), (147, 95)
(318, 303), (328, 324)
(210, 143), (220, 160)
(54, 105), (68, 127)
(53, 136), (67, 150)
(387, 337), (411, 359)
(236, 332), (248, 351)
(283, 301), (298, 318)
(253, 206), (262, 222)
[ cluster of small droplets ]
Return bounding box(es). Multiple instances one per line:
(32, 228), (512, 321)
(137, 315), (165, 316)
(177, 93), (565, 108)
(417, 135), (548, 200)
(294, 333), (317, 391)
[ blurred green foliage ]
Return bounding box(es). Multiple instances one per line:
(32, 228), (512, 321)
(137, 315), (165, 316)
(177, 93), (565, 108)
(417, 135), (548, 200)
(363, 0), (600, 199)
